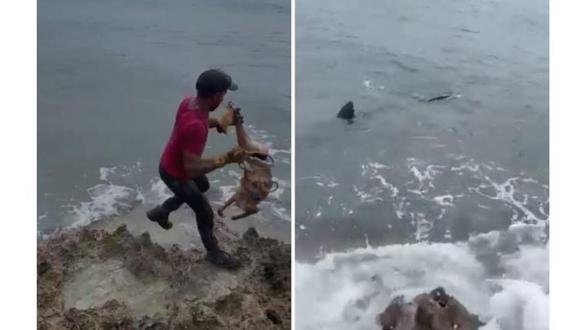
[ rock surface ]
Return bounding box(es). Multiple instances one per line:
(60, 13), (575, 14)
(377, 287), (484, 330)
(38, 224), (290, 329)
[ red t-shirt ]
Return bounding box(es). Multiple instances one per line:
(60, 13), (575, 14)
(159, 96), (209, 179)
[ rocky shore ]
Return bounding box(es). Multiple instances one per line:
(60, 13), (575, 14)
(37, 221), (290, 329)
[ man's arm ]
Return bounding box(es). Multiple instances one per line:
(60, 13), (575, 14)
(182, 151), (224, 178)
(179, 120), (244, 177)
(208, 118), (220, 129)
(208, 118), (226, 134)
(182, 148), (246, 178)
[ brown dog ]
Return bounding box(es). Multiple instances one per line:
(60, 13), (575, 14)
(217, 104), (277, 220)
(377, 287), (485, 330)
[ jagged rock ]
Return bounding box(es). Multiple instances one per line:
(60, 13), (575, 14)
(38, 224), (290, 329)
(59, 300), (134, 329)
(266, 308), (282, 324)
(377, 287), (485, 330)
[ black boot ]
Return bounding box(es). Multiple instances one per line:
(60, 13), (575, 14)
(146, 205), (173, 230)
(206, 249), (240, 270)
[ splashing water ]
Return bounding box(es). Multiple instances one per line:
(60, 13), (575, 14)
(57, 125), (291, 232)
(296, 224), (548, 330)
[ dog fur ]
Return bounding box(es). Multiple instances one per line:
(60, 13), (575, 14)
(217, 104), (276, 220)
(216, 104), (236, 134)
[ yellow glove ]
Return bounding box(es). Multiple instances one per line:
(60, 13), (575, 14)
(213, 155), (227, 167)
(224, 147), (247, 164)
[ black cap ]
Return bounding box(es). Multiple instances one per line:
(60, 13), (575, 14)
(196, 69), (238, 96)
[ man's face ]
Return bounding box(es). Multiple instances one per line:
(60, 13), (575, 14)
(209, 91), (227, 111)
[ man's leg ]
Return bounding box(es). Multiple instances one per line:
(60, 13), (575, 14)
(159, 175), (209, 213)
(164, 177), (239, 269)
(160, 196), (184, 213)
(146, 168), (185, 230)
(147, 171), (208, 230)
(193, 175), (210, 193)
(174, 180), (219, 252)
(147, 170), (237, 268)
(146, 195), (183, 230)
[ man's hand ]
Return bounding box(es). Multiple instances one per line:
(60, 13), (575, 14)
(224, 146), (248, 164)
(227, 102), (244, 125)
(233, 108), (244, 125)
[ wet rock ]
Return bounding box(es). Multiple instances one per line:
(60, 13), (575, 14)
(377, 287), (484, 330)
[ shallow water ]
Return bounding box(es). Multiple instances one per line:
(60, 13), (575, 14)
(38, 0), (291, 234)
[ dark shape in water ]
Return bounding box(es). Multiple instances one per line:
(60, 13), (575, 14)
(427, 95), (452, 102)
(337, 101), (355, 121)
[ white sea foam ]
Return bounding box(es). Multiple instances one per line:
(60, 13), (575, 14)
(296, 228), (548, 330)
(69, 183), (141, 228)
(58, 122), (291, 228)
(318, 156), (549, 240)
(363, 79), (385, 91)
(297, 155), (549, 329)
(64, 153), (291, 229)
(432, 194), (455, 207)
(146, 177), (172, 204)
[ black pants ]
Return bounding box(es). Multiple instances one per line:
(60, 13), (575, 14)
(159, 167), (218, 252)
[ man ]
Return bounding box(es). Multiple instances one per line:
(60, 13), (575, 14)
(146, 69), (246, 269)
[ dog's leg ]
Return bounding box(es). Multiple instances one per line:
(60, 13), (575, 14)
(235, 120), (267, 154)
(231, 207), (259, 221)
(235, 121), (251, 149)
(218, 194), (237, 217)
